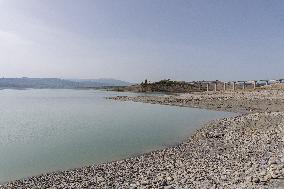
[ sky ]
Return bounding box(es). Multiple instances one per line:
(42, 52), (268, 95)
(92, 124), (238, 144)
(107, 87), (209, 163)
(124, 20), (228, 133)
(0, 0), (283, 82)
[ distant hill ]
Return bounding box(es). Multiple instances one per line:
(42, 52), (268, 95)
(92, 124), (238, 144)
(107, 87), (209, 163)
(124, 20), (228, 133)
(69, 78), (132, 87)
(0, 77), (132, 89)
(0, 78), (81, 89)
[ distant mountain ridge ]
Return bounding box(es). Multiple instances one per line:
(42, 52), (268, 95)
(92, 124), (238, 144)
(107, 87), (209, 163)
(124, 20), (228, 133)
(70, 78), (132, 87)
(0, 77), (132, 89)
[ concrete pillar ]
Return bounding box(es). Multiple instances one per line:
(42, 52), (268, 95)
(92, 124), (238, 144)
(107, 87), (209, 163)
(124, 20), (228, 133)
(206, 83), (209, 91)
(242, 82), (246, 90)
(253, 81), (256, 89)
(223, 82), (226, 91)
(214, 82), (217, 92)
(233, 82), (236, 91)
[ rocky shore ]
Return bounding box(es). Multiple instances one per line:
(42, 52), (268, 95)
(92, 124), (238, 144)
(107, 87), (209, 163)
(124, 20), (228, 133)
(109, 90), (284, 113)
(2, 90), (284, 189)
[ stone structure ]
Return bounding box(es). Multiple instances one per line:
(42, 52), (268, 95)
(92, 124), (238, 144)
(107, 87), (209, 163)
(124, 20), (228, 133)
(214, 81), (217, 92)
(198, 78), (283, 92)
(207, 83), (209, 92)
(238, 81), (246, 90)
(223, 82), (227, 91)
(232, 81), (236, 91)
(260, 80), (269, 86)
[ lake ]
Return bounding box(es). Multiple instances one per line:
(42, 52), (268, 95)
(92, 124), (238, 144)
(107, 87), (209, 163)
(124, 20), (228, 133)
(0, 89), (234, 183)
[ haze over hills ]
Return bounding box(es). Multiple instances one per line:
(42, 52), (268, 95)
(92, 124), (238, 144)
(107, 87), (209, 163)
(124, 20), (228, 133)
(0, 77), (132, 89)
(70, 78), (133, 87)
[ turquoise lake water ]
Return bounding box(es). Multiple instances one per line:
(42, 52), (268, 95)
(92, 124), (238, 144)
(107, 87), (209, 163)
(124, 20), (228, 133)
(0, 89), (234, 183)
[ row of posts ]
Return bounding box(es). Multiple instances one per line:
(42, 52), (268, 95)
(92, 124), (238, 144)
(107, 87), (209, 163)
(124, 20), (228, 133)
(203, 79), (283, 92)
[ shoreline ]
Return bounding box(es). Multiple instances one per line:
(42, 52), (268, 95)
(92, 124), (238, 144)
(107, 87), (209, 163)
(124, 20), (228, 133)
(108, 90), (284, 113)
(1, 90), (284, 188)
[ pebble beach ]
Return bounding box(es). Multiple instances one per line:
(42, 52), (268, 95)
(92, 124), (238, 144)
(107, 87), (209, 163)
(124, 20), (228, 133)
(2, 90), (284, 189)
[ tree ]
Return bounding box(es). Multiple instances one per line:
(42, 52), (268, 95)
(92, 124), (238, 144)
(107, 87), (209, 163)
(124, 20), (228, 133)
(144, 79), (148, 84)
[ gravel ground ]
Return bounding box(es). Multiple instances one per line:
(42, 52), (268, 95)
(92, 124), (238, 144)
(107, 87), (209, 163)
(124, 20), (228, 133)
(109, 90), (284, 113)
(1, 90), (284, 189)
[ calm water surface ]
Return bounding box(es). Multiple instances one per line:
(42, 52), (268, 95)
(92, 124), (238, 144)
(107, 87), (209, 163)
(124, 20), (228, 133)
(0, 89), (234, 183)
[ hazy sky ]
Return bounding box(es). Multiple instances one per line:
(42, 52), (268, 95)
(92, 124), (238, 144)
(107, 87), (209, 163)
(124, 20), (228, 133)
(0, 0), (283, 82)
